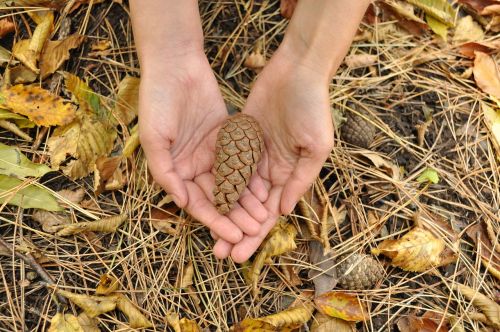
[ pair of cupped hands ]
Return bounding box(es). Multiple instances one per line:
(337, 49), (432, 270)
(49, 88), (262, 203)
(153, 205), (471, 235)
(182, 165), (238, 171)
(139, 45), (334, 263)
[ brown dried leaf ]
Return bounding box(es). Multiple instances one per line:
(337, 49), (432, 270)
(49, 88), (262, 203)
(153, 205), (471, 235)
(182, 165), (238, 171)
(93, 156), (122, 194)
(249, 220), (297, 296)
(244, 51), (266, 71)
(453, 283), (500, 328)
(473, 51), (500, 99)
(453, 16), (484, 44)
(32, 210), (70, 233)
(233, 318), (276, 331)
(7, 65), (38, 84)
(457, 0), (499, 13)
(280, 0), (298, 19)
(48, 313), (84, 332)
(314, 291), (368, 322)
(40, 34), (85, 78)
(96, 273), (120, 295)
(150, 207), (179, 235)
(259, 303), (315, 328)
(308, 241), (337, 297)
(345, 54), (377, 68)
(76, 313), (99, 332)
(0, 19), (15, 39)
(57, 188), (85, 205)
(0, 84), (76, 126)
(56, 214), (127, 236)
(176, 261), (194, 289)
(114, 76), (139, 125)
(466, 221), (500, 280)
(55, 289), (117, 318)
(116, 294), (153, 328)
(397, 314), (448, 332)
(378, 1), (429, 36)
(459, 40), (500, 58)
(311, 312), (354, 332)
(356, 151), (401, 180)
(179, 318), (202, 331)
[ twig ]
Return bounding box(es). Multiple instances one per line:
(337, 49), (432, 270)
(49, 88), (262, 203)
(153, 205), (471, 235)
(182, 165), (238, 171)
(0, 237), (67, 305)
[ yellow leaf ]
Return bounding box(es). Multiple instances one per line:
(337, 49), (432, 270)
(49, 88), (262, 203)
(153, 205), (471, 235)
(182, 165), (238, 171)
(0, 109), (34, 129)
(473, 52), (500, 99)
(64, 73), (103, 116)
(12, 11), (53, 73)
(0, 84), (76, 126)
(165, 312), (181, 332)
(122, 124), (140, 157)
(453, 16), (484, 44)
(179, 317), (201, 331)
(453, 283), (500, 328)
(116, 294), (153, 328)
(426, 14), (448, 41)
(56, 214), (127, 236)
(95, 273), (120, 295)
(55, 289), (117, 318)
(40, 34), (85, 79)
(48, 313), (84, 332)
(482, 103), (500, 157)
(371, 227), (446, 272)
(233, 318), (276, 331)
(114, 76), (139, 125)
(314, 291), (368, 322)
(260, 303), (315, 328)
(407, 0), (457, 26)
(47, 112), (116, 179)
(249, 219), (297, 296)
(76, 313), (99, 332)
(311, 312), (354, 332)
(176, 261), (194, 289)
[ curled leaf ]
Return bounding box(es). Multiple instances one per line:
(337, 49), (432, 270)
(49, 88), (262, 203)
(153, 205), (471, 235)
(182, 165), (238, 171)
(32, 210), (70, 233)
(0, 84), (76, 126)
(311, 312), (354, 332)
(397, 314), (448, 332)
(417, 167), (440, 184)
(466, 221), (500, 280)
(233, 318), (276, 331)
(56, 214), (127, 236)
(260, 303), (315, 328)
(40, 34), (85, 78)
(453, 283), (500, 328)
(473, 51), (500, 99)
(176, 261), (194, 289)
(314, 291), (368, 322)
(48, 313), (84, 332)
(122, 124), (140, 157)
(96, 273), (120, 295)
(55, 289), (117, 318)
(116, 294), (153, 328)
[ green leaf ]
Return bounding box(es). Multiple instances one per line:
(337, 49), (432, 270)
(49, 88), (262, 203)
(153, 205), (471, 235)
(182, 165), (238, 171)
(417, 168), (440, 184)
(0, 143), (52, 178)
(0, 109), (34, 128)
(426, 14), (448, 41)
(0, 175), (62, 211)
(407, 0), (457, 27)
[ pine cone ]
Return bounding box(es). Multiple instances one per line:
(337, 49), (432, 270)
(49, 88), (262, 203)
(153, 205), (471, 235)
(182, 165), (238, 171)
(336, 253), (384, 290)
(340, 112), (376, 148)
(213, 113), (264, 214)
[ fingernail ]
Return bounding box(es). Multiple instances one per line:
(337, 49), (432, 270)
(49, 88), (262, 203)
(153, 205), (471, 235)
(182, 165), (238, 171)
(171, 194), (181, 207)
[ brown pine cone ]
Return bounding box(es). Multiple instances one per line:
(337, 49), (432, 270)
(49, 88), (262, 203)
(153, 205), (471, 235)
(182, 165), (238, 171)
(340, 112), (376, 148)
(213, 113), (264, 214)
(336, 253), (384, 290)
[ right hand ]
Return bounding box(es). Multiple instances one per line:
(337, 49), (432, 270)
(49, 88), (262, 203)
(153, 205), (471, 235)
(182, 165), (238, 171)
(138, 50), (268, 244)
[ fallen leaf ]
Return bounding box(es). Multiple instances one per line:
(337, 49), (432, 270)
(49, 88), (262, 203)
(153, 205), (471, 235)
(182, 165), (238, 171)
(457, 0), (499, 14)
(93, 156), (122, 194)
(426, 14), (448, 41)
(40, 34), (85, 78)
(96, 273), (120, 295)
(0, 84), (76, 126)
(122, 124), (140, 157)
(55, 289), (117, 318)
(91, 39), (112, 51)
(114, 76), (139, 125)
(48, 313), (84, 332)
(259, 303), (315, 328)
(116, 294), (153, 328)
(176, 261), (194, 289)
(453, 16), (484, 44)
(487, 14), (500, 31)
(314, 291), (368, 322)
(57, 188), (85, 205)
(407, 0), (457, 26)
(56, 214), (127, 236)
(344, 54), (377, 68)
(482, 103), (500, 156)
(417, 167), (440, 184)
(280, 0), (298, 19)
(244, 51), (266, 72)
(233, 318), (278, 331)
(12, 11), (54, 72)
(64, 73), (103, 116)
(378, 1), (429, 36)
(0, 142), (51, 178)
(0, 175), (62, 211)
(0, 109), (34, 129)
(0, 45), (15, 66)
(76, 313), (99, 332)
(482, 4), (500, 15)
(459, 40), (500, 58)
(249, 219), (297, 296)
(47, 112), (116, 179)
(0, 19), (15, 39)
(355, 151), (401, 180)
(308, 241), (337, 297)
(473, 51), (500, 99)
(165, 312), (181, 332)
(32, 210), (70, 233)
(453, 283), (500, 328)
(466, 221), (500, 280)
(371, 226), (453, 272)
(311, 312), (354, 332)
(7, 65), (38, 84)
(179, 317), (202, 331)
(150, 208), (179, 235)
(397, 314), (448, 332)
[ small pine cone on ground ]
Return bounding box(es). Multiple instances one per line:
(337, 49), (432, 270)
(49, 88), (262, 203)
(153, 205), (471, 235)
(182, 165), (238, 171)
(213, 113), (264, 214)
(340, 111), (376, 148)
(336, 253), (385, 290)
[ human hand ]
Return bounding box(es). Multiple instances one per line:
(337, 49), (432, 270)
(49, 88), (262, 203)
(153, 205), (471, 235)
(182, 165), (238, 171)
(213, 47), (334, 262)
(138, 51), (268, 244)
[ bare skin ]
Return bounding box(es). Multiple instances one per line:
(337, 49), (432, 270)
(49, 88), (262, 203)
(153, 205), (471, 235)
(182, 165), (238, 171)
(130, 0), (371, 261)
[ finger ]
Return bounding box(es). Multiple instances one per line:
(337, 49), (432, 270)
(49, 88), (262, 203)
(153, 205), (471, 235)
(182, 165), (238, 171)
(185, 181), (243, 243)
(143, 146), (188, 208)
(210, 230), (219, 240)
(230, 186), (283, 263)
(248, 174), (269, 202)
(238, 189), (268, 223)
(227, 202), (261, 236)
(213, 239), (233, 259)
(280, 155), (328, 215)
